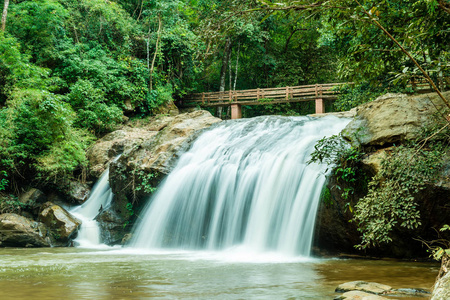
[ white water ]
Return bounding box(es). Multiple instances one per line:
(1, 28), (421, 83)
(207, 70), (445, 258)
(71, 169), (114, 248)
(131, 115), (350, 257)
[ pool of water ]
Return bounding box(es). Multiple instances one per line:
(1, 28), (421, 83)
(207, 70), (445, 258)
(0, 247), (439, 299)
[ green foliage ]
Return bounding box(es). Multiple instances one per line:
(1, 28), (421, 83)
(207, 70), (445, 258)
(333, 83), (384, 112)
(309, 134), (367, 207)
(126, 203), (134, 217)
(354, 144), (445, 249)
(67, 79), (123, 134)
(63, 0), (136, 53)
(243, 101), (314, 118)
(0, 195), (28, 214)
(0, 88), (93, 184)
(431, 225), (450, 261)
(0, 171), (8, 192)
(134, 170), (158, 194)
(7, 0), (69, 65)
(137, 84), (174, 116)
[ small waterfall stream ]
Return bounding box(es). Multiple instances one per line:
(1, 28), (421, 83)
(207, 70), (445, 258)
(130, 115), (350, 256)
(71, 169), (114, 248)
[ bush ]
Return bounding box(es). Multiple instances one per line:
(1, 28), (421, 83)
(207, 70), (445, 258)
(354, 144), (446, 249)
(67, 79), (123, 134)
(0, 88), (94, 186)
(333, 83), (384, 112)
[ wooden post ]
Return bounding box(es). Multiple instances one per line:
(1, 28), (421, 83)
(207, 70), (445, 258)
(257, 88), (260, 100)
(286, 86), (289, 101)
(202, 93), (205, 104)
(231, 103), (242, 119)
(315, 84), (325, 114)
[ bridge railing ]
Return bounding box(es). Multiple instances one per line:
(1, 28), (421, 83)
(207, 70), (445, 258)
(180, 83), (348, 107)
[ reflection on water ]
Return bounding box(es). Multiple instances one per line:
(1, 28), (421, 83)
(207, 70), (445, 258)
(0, 248), (439, 300)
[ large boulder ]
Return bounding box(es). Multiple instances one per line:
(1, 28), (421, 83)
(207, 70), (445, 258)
(18, 188), (47, 206)
(95, 208), (126, 245)
(432, 255), (450, 300)
(87, 128), (159, 178)
(343, 91), (450, 146)
(66, 181), (91, 205)
(335, 281), (430, 299)
(0, 213), (50, 247)
(336, 281), (392, 294)
(334, 291), (389, 300)
(39, 202), (81, 246)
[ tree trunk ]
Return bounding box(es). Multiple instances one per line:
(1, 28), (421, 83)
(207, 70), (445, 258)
(1, 0), (9, 32)
(217, 38), (232, 117)
(233, 42), (240, 91)
(219, 38), (232, 92)
(149, 14), (162, 92)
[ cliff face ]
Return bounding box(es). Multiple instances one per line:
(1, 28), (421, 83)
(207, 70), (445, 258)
(313, 91), (450, 258)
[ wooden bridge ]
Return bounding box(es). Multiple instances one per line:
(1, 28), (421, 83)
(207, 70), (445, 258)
(178, 83), (348, 119)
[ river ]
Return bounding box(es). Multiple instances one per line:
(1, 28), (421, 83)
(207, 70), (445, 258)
(0, 247), (438, 299)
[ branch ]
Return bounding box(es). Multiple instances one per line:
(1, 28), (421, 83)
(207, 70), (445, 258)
(354, 0), (450, 117)
(438, 0), (450, 14)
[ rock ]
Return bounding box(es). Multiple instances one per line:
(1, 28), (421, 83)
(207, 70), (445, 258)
(335, 281), (392, 294)
(66, 181), (91, 205)
(95, 208), (127, 245)
(389, 288), (430, 297)
(334, 291), (390, 300)
(87, 128), (158, 178)
(335, 281), (431, 299)
(343, 91), (450, 146)
(361, 149), (388, 175)
(0, 213), (50, 247)
(151, 100), (179, 116)
(39, 202), (81, 246)
(432, 255), (450, 300)
(121, 233), (132, 245)
(18, 188), (47, 206)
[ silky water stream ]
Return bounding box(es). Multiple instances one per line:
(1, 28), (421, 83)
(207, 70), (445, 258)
(0, 116), (439, 299)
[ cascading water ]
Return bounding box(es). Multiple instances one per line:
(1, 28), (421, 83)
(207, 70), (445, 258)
(130, 115), (350, 256)
(71, 169), (114, 248)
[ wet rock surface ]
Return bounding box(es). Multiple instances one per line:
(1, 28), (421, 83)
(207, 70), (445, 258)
(0, 213), (50, 247)
(334, 290), (389, 300)
(432, 255), (450, 300)
(39, 202), (81, 246)
(335, 281), (430, 299)
(336, 281), (392, 294)
(343, 91), (450, 146)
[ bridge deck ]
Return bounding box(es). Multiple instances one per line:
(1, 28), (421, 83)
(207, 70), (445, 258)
(178, 82), (434, 118)
(179, 83), (345, 108)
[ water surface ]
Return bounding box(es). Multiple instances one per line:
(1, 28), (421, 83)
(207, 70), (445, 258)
(0, 248), (438, 299)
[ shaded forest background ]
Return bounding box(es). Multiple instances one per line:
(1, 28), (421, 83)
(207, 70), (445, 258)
(0, 0), (449, 204)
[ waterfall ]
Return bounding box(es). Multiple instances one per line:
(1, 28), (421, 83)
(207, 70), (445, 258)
(71, 169), (114, 248)
(130, 116), (349, 256)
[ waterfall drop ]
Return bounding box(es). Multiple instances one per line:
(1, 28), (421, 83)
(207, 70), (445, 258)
(71, 169), (114, 248)
(130, 116), (349, 256)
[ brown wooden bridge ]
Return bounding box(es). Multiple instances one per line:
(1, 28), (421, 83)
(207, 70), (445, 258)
(178, 83), (348, 119)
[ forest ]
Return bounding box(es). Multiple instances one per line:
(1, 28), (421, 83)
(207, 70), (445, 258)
(0, 0), (449, 251)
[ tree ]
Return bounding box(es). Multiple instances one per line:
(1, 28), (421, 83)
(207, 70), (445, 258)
(1, 0), (9, 31)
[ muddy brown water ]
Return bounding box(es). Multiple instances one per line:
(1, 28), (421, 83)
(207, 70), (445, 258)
(0, 248), (439, 299)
